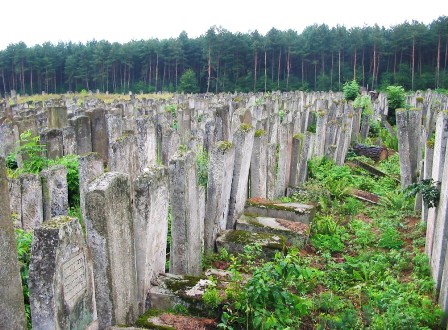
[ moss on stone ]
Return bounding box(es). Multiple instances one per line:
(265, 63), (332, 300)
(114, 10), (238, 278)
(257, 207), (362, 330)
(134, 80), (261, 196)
(416, 96), (424, 103)
(134, 308), (175, 330)
(293, 133), (304, 141)
(217, 141), (233, 153)
(239, 123), (252, 133)
(255, 129), (266, 137)
(41, 216), (73, 229)
(165, 275), (202, 293)
(426, 139), (435, 149)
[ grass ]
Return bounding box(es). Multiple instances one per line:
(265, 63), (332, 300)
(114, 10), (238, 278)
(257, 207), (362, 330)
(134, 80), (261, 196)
(205, 154), (442, 329)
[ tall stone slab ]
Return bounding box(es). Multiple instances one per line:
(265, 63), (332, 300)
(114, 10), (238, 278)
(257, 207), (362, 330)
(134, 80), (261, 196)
(40, 165), (69, 221)
(204, 141), (235, 252)
(87, 108), (109, 164)
(47, 106), (68, 129)
(85, 172), (138, 328)
(396, 108), (423, 189)
(28, 216), (97, 330)
(133, 165), (169, 312)
(426, 112), (448, 257)
(0, 156), (27, 330)
(109, 132), (137, 195)
(135, 116), (157, 172)
(274, 123), (289, 197)
(168, 151), (202, 275)
(0, 122), (20, 158)
(71, 115), (92, 155)
(62, 125), (77, 156)
(250, 130), (268, 198)
(40, 128), (64, 159)
(431, 148), (448, 294)
(314, 110), (328, 157)
(20, 173), (43, 229)
(227, 126), (255, 229)
(79, 153), (104, 226)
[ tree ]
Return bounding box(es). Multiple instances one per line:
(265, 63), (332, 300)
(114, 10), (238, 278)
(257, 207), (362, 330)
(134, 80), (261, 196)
(178, 69), (199, 93)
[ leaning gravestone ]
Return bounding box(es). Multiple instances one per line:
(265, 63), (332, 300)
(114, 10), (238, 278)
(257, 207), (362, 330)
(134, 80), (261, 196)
(28, 216), (97, 330)
(0, 156), (27, 329)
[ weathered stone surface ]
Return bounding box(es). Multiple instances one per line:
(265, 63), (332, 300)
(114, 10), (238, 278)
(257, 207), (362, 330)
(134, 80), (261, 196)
(227, 126), (255, 229)
(47, 106), (68, 129)
(79, 152), (104, 226)
(85, 172), (138, 328)
(135, 116), (157, 172)
(0, 156), (27, 330)
(204, 141), (235, 252)
(250, 130), (268, 198)
(133, 165), (169, 312)
(62, 125), (77, 155)
(236, 214), (309, 248)
(40, 165), (68, 221)
(0, 122), (20, 159)
(20, 173), (43, 229)
(216, 229), (286, 258)
(8, 177), (22, 227)
(70, 115), (92, 155)
(29, 216), (97, 330)
(168, 151), (202, 275)
(245, 201), (315, 224)
(40, 128), (64, 159)
(87, 108), (109, 164)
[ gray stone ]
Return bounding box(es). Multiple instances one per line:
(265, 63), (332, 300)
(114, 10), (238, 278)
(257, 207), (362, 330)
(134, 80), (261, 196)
(133, 165), (169, 312)
(204, 141), (235, 252)
(0, 157), (27, 330)
(71, 115), (92, 155)
(245, 201), (315, 224)
(0, 122), (20, 159)
(250, 130), (268, 198)
(135, 116), (157, 172)
(20, 173), (43, 229)
(40, 128), (64, 159)
(62, 125), (77, 156)
(28, 216), (97, 330)
(85, 172), (138, 328)
(168, 151), (202, 276)
(227, 126), (255, 229)
(216, 229), (286, 259)
(47, 106), (68, 129)
(40, 165), (69, 221)
(430, 148), (448, 294)
(87, 108), (109, 164)
(8, 177), (22, 228)
(79, 153), (104, 227)
(236, 214), (309, 248)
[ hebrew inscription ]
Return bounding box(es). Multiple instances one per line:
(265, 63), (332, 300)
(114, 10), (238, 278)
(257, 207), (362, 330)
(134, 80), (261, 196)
(62, 251), (86, 308)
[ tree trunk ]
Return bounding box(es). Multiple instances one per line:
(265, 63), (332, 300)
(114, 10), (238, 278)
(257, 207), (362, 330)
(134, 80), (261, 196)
(412, 37), (415, 90)
(436, 34), (441, 88)
(254, 51), (257, 91)
(352, 143), (389, 162)
(353, 48), (357, 81)
(155, 53), (159, 92)
(277, 49), (281, 89)
(338, 49), (341, 89)
(286, 48), (290, 91)
(264, 49), (267, 92)
(207, 46), (211, 93)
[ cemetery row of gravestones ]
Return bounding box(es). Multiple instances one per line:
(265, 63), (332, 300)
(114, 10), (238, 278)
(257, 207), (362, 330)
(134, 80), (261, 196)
(1, 90), (448, 329)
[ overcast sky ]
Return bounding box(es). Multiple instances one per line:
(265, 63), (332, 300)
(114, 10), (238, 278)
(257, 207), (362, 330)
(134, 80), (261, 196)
(1, 0), (446, 50)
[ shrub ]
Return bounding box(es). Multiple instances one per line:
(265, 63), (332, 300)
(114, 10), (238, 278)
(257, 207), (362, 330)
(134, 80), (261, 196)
(386, 85), (406, 125)
(343, 80), (360, 101)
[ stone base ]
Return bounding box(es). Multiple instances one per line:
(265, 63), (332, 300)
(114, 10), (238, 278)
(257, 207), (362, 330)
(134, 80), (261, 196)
(216, 229), (286, 258)
(245, 200), (315, 224)
(236, 214), (309, 248)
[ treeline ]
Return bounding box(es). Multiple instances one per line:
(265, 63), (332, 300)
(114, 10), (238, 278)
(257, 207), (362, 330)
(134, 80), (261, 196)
(1, 16), (448, 95)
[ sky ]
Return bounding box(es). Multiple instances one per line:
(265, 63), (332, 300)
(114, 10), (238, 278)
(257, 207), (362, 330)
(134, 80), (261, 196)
(1, 0), (446, 50)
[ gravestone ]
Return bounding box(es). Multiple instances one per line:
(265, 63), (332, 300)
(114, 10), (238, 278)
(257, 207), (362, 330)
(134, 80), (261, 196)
(133, 165), (169, 312)
(204, 141), (235, 252)
(28, 216), (97, 330)
(85, 172), (138, 328)
(70, 115), (92, 155)
(250, 130), (268, 198)
(20, 173), (43, 229)
(47, 106), (68, 129)
(168, 151), (202, 275)
(0, 156), (27, 330)
(87, 109), (109, 164)
(40, 165), (68, 221)
(227, 126), (255, 229)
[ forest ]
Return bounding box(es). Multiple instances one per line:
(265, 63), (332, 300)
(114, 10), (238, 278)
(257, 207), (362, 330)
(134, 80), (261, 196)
(0, 16), (447, 95)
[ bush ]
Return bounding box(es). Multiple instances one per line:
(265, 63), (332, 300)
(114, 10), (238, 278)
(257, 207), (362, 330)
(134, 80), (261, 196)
(343, 80), (360, 101)
(386, 86), (406, 125)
